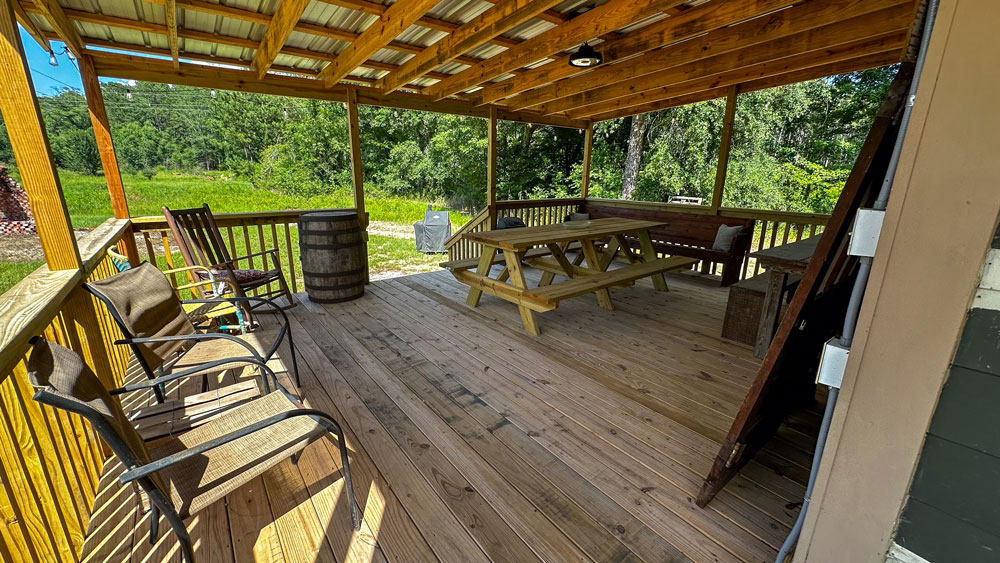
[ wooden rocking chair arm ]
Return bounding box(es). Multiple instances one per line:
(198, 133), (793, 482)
(119, 407), (334, 484)
(225, 248), (281, 269)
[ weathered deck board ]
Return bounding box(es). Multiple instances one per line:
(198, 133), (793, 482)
(80, 269), (815, 562)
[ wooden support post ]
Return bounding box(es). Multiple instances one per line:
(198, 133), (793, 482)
(580, 122), (594, 199)
(79, 54), (140, 264)
(346, 87), (369, 283)
(0, 0), (80, 270)
(487, 106), (498, 229)
(710, 84), (739, 214)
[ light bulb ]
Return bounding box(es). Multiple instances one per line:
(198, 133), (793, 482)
(210, 89), (217, 98)
(49, 51), (57, 66)
(126, 89), (133, 101)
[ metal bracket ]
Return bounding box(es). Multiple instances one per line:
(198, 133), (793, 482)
(816, 337), (850, 389)
(848, 208), (885, 258)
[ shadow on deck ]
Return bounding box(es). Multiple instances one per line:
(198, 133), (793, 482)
(82, 268), (818, 562)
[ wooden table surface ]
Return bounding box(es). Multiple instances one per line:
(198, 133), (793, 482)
(464, 218), (667, 250)
(751, 236), (819, 272)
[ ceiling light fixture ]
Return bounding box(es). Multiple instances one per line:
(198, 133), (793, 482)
(568, 43), (603, 68)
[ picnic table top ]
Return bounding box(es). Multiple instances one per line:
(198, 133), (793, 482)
(750, 236), (820, 272)
(464, 217), (667, 250)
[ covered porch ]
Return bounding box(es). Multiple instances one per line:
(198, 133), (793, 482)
(82, 267), (816, 562)
(0, 0), (933, 560)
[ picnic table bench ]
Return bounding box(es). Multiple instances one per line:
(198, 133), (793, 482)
(442, 218), (697, 334)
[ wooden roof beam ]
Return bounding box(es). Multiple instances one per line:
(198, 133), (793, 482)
(586, 50), (902, 122)
(23, 4), (446, 82)
(572, 41), (904, 120)
(29, 0), (84, 56)
(537, 5), (914, 116)
(317, 0), (444, 87)
(474, 0), (803, 106)
(12, 2), (48, 51)
(317, 0), (567, 28)
(508, 0), (910, 111)
(251, 0), (311, 78)
(165, 0), (178, 68)
(377, 0), (564, 95)
(424, 0), (687, 100)
(88, 53), (589, 129)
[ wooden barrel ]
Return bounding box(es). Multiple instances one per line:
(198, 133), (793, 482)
(298, 211), (365, 303)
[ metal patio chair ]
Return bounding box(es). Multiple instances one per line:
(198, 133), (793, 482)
(107, 247), (249, 334)
(162, 204), (295, 320)
(85, 263), (302, 440)
(26, 337), (359, 563)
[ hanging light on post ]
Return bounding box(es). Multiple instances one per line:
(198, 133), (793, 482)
(568, 42), (602, 68)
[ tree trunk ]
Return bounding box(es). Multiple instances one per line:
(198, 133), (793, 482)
(621, 112), (646, 199)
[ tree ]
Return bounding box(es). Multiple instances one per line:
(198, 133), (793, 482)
(621, 112), (646, 200)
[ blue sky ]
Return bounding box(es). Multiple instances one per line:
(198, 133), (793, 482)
(19, 26), (120, 95)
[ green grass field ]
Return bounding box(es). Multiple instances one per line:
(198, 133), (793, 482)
(1, 171), (468, 293)
(59, 170), (471, 227)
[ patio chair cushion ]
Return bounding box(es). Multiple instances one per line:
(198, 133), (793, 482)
(149, 390), (325, 518)
(199, 268), (270, 284)
(27, 339), (169, 494)
(86, 263), (197, 368)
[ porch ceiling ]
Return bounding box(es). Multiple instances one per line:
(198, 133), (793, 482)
(18, 0), (920, 126)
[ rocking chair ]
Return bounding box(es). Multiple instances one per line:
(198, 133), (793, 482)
(162, 204), (295, 318)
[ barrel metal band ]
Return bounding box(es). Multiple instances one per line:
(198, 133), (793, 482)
(305, 281), (366, 291)
(301, 268), (364, 278)
(299, 241), (363, 250)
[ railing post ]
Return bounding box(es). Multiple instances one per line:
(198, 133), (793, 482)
(0, 0), (80, 271)
(710, 84), (739, 214)
(78, 53), (141, 265)
(346, 87), (369, 282)
(487, 106), (498, 229)
(580, 122), (594, 200)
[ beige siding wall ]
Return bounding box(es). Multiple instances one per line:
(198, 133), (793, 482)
(795, 0), (1000, 560)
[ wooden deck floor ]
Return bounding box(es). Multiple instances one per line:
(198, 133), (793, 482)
(82, 268), (817, 563)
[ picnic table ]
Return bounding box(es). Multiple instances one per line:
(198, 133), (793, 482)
(443, 217), (698, 335)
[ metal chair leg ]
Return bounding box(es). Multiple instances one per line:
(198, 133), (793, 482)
(149, 503), (159, 544)
(146, 488), (195, 562)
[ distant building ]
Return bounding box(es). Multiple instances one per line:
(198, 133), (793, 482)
(0, 165), (36, 235)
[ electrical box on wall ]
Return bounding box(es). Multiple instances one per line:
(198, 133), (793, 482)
(848, 208), (886, 258)
(817, 338), (850, 389)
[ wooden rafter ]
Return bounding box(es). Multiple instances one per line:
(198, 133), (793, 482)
(506, 0), (905, 111)
(538, 6), (913, 117)
(88, 53), (590, 129)
(565, 34), (906, 118)
(475, 0), (800, 106)
(317, 0), (442, 87)
(317, 0), (566, 28)
(12, 0), (47, 51)
(585, 50), (902, 122)
(424, 0), (686, 100)
(377, 0), (564, 95)
(251, 0), (311, 78)
(28, 0), (83, 56)
(164, 0), (178, 68)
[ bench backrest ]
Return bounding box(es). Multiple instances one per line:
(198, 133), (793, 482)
(583, 203), (754, 251)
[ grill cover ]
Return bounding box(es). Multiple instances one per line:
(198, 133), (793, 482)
(414, 205), (451, 253)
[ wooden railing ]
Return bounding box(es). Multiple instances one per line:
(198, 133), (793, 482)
(0, 219), (135, 562)
(448, 197), (829, 281)
(444, 206), (490, 262)
(131, 208), (359, 293)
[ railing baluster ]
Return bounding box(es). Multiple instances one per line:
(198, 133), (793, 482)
(284, 222), (297, 293)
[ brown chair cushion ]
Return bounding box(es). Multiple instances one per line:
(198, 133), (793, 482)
(200, 268), (270, 284)
(86, 263), (197, 369)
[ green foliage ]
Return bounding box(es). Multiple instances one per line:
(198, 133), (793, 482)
(0, 66), (895, 218)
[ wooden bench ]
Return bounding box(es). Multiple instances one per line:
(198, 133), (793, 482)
(583, 203), (754, 286)
(523, 256), (698, 308)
